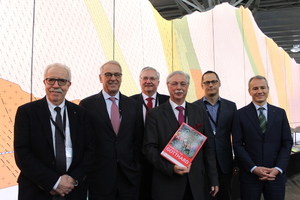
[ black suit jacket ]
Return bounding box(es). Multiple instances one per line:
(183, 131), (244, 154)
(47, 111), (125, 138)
(232, 103), (293, 184)
(79, 91), (143, 197)
(14, 97), (95, 200)
(143, 101), (218, 200)
(193, 97), (237, 174)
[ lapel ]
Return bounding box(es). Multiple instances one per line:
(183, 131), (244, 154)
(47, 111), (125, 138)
(37, 97), (55, 150)
(163, 102), (179, 133)
(96, 91), (115, 132)
(244, 103), (264, 137)
(65, 100), (77, 144)
(197, 98), (214, 136)
(186, 103), (196, 126)
(265, 103), (276, 137)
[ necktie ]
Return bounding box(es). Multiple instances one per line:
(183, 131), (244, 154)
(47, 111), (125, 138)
(258, 107), (267, 133)
(109, 97), (120, 134)
(176, 106), (184, 125)
(54, 107), (66, 174)
(146, 97), (153, 115)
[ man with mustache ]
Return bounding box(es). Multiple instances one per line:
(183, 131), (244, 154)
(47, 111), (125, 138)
(14, 63), (95, 199)
(130, 67), (169, 200)
(143, 71), (219, 200)
(80, 60), (143, 200)
(232, 75), (292, 200)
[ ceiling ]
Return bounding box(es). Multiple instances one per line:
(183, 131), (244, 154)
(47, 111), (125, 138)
(149, 0), (300, 64)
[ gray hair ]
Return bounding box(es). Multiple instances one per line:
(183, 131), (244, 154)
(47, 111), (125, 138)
(100, 60), (122, 74)
(140, 66), (160, 80)
(248, 75), (269, 89)
(44, 63), (71, 81)
(166, 71), (190, 84)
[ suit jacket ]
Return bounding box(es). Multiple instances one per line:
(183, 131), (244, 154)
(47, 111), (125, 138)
(130, 92), (169, 129)
(143, 101), (218, 200)
(193, 97), (237, 174)
(79, 91), (143, 197)
(14, 97), (95, 200)
(232, 102), (293, 184)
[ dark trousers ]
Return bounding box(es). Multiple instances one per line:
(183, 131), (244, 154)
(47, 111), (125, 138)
(209, 164), (232, 200)
(240, 180), (285, 200)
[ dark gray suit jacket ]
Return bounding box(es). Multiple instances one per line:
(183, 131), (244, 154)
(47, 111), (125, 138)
(14, 97), (95, 200)
(193, 97), (237, 174)
(80, 91), (143, 197)
(232, 103), (292, 185)
(143, 101), (218, 200)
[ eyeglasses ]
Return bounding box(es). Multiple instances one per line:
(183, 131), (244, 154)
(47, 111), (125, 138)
(141, 76), (158, 81)
(102, 72), (122, 78)
(168, 82), (188, 87)
(203, 80), (219, 86)
(45, 78), (69, 86)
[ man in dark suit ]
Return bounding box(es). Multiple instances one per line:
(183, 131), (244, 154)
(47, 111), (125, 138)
(193, 71), (237, 200)
(130, 67), (169, 200)
(232, 75), (293, 200)
(80, 60), (142, 200)
(143, 71), (219, 200)
(14, 63), (95, 200)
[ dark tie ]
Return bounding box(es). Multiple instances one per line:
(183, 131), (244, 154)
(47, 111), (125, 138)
(109, 97), (120, 134)
(258, 107), (267, 133)
(146, 97), (153, 115)
(54, 107), (66, 174)
(176, 106), (184, 125)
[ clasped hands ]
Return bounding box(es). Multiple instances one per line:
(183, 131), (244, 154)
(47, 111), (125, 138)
(50, 174), (76, 196)
(253, 166), (279, 181)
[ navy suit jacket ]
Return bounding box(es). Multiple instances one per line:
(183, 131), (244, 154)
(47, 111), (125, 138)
(193, 97), (237, 174)
(79, 91), (143, 196)
(143, 101), (218, 200)
(232, 102), (292, 184)
(14, 97), (95, 200)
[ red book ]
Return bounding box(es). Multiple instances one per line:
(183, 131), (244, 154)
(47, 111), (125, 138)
(160, 122), (207, 167)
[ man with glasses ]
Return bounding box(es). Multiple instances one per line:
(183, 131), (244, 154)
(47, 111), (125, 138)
(14, 63), (95, 199)
(80, 60), (143, 200)
(193, 70), (237, 200)
(143, 71), (218, 200)
(130, 67), (169, 199)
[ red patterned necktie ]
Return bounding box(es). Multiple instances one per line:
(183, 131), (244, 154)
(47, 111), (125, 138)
(176, 106), (184, 125)
(146, 97), (153, 115)
(109, 97), (120, 134)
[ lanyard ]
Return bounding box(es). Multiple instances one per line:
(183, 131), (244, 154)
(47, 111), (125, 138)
(204, 102), (220, 128)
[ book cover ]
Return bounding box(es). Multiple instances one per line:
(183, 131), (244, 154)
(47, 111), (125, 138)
(160, 122), (207, 167)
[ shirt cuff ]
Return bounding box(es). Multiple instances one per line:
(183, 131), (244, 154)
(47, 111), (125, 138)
(53, 176), (61, 190)
(250, 166), (257, 173)
(275, 167), (283, 174)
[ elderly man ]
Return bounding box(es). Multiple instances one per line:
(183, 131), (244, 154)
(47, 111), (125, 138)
(14, 63), (95, 200)
(80, 60), (143, 200)
(143, 71), (218, 200)
(130, 67), (169, 200)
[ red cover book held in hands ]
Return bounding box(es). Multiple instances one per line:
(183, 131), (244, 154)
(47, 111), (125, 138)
(160, 122), (207, 167)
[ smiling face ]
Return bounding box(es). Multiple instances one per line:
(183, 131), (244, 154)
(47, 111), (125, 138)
(100, 62), (122, 96)
(44, 65), (71, 105)
(139, 69), (160, 96)
(248, 78), (269, 106)
(167, 74), (189, 105)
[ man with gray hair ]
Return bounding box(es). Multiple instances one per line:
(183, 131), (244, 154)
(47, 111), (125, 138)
(130, 67), (169, 199)
(232, 75), (292, 200)
(14, 63), (95, 199)
(143, 71), (218, 200)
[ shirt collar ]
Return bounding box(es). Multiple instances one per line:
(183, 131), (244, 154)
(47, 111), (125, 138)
(46, 97), (65, 111)
(142, 92), (157, 101)
(102, 90), (120, 100)
(253, 102), (268, 111)
(169, 99), (186, 110)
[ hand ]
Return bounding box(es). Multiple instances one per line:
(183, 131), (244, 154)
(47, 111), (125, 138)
(253, 167), (276, 181)
(50, 190), (59, 195)
(55, 175), (75, 196)
(173, 163), (192, 175)
(210, 186), (219, 197)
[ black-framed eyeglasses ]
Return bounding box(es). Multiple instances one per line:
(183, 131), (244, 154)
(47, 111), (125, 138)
(102, 72), (122, 78)
(141, 76), (158, 81)
(45, 78), (69, 86)
(168, 82), (188, 87)
(203, 80), (219, 86)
